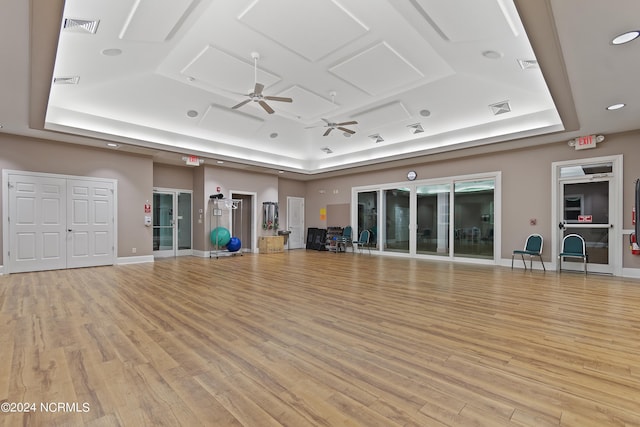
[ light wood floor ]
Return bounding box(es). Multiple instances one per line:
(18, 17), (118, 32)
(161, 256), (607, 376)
(2, 251), (640, 426)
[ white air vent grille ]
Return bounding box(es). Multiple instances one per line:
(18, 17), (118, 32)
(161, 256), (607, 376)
(517, 59), (538, 70)
(53, 76), (80, 85)
(63, 18), (100, 34)
(321, 147), (333, 154)
(490, 101), (511, 115)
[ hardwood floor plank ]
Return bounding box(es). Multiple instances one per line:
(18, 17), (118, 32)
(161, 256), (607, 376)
(2, 252), (640, 426)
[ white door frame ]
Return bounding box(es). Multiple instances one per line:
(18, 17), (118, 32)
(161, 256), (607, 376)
(229, 190), (257, 253)
(2, 170), (118, 274)
(152, 188), (193, 258)
(551, 155), (622, 275)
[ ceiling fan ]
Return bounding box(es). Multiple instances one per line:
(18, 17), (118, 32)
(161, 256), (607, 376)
(231, 52), (292, 114)
(318, 118), (358, 136)
(307, 92), (358, 136)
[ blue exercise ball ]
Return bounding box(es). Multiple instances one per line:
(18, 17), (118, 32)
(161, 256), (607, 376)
(227, 237), (241, 252)
(210, 227), (231, 247)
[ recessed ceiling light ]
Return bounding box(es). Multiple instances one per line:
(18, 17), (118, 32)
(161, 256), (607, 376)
(278, 170), (285, 174)
(419, 109), (431, 117)
(186, 110), (198, 118)
(606, 103), (626, 110)
(106, 143), (119, 148)
(101, 48), (122, 56)
(612, 30), (640, 45)
(216, 160), (224, 164)
(482, 50), (503, 59)
(270, 132), (278, 138)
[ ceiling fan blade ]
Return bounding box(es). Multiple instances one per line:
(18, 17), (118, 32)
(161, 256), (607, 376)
(337, 127), (355, 134)
(264, 96), (292, 103)
(323, 128), (333, 136)
(254, 82), (264, 95)
(336, 121), (358, 126)
(321, 118), (331, 124)
(232, 98), (251, 109)
(259, 100), (275, 114)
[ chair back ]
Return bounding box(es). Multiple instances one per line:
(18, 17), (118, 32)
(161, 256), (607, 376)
(562, 234), (585, 255)
(343, 226), (353, 240)
(525, 234), (543, 254)
(358, 229), (370, 244)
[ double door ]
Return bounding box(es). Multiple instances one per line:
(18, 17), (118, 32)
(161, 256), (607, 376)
(6, 172), (115, 273)
(153, 189), (192, 257)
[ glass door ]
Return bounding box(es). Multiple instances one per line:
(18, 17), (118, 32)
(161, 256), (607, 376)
(153, 189), (192, 257)
(559, 175), (613, 274)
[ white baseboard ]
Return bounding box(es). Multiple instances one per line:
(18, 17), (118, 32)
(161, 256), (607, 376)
(116, 255), (154, 265)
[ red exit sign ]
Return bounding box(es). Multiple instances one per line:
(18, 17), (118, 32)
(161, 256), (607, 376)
(578, 215), (593, 223)
(574, 134), (597, 150)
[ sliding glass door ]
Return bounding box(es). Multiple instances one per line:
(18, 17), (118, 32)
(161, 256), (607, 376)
(353, 173), (499, 262)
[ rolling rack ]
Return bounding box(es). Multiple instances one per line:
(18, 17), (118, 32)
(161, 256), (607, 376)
(209, 196), (244, 259)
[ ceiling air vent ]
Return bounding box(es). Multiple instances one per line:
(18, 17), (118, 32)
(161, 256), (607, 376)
(517, 59), (539, 70)
(407, 123), (424, 134)
(489, 101), (511, 116)
(53, 76), (80, 85)
(369, 134), (384, 143)
(321, 147), (333, 154)
(63, 18), (100, 34)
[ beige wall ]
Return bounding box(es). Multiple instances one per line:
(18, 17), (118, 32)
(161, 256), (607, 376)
(3, 130), (640, 270)
(201, 166), (279, 253)
(153, 163), (194, 190)
(0, 133), (153, 261)
(305, 130), (640, 268)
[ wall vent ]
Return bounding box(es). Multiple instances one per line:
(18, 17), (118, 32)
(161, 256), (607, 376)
(517, 59), (538, 70)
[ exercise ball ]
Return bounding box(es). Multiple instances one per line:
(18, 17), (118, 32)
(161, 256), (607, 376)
(210, 227), (231, 247)
(227, 237), (241, 252)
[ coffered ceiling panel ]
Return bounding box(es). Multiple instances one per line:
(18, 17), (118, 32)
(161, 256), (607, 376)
(182, 45), (281, 94)
(238, 0), (369, 61)
(273, 86), (339, 120)
(330, 42), (424, 96)
(120, 0), (196, 42)
(199, 103), (264, 135)
(411, 0), (518, 42)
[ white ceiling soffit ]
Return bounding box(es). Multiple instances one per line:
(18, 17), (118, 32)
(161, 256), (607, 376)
(238, 0), (369, 61)
(120, 0), (196, 42)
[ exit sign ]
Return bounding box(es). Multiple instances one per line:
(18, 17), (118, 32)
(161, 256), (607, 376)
(578, 215), (593, 223)
(574, 135), (597, 150)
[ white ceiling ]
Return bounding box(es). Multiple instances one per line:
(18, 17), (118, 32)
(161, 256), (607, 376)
(2, 0), (640, 177)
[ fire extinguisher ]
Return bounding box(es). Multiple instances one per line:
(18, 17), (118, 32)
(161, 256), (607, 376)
(631, 232), (640, 255)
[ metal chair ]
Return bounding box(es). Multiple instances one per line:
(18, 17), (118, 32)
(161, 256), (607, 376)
(558, 233), (588, 274)
(353, 229), (371, 254)
(511, 234), (545, 270)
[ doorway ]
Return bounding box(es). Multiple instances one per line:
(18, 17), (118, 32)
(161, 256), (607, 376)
(153, 188), (192, 257)
(553, 156), (622, 275)
(287, 196), (305, 249)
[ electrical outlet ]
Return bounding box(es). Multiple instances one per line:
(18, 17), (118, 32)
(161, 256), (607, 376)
(132, 247), (137, 254)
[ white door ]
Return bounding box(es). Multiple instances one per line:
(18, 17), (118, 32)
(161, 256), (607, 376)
(8, 174), (67, 273)
(6, 172), (116, 273)
(287, 196), (305, 249)
(67, 179), (114, 268)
